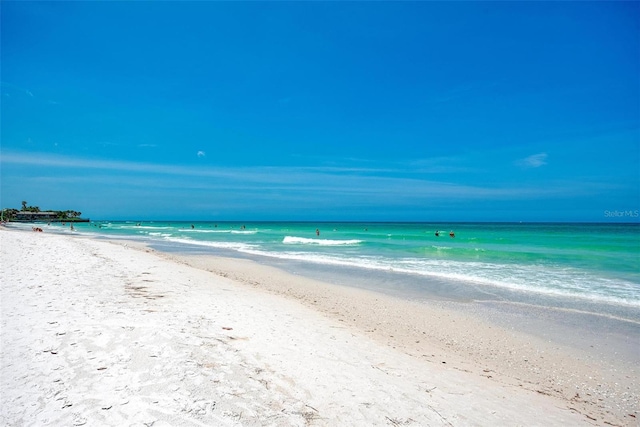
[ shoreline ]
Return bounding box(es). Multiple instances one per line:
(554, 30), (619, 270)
(126, 225), (640, 322)
(9, 221), (640, 318)
(138, 237), (640, 365)
(2, 228), (638, 425)
(164, 251), (640, 423)
(99, 232), (640, 423)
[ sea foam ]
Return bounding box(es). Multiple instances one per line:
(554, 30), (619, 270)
(283, 236), (362, 246)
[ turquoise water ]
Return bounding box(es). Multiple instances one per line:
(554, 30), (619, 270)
(44, 221), (639, 309)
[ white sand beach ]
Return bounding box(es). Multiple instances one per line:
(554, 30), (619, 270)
(1, 228), (638, 426)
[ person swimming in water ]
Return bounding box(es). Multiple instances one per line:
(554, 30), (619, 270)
(449, 230), (455, 238)
(435, 230), (440, 237)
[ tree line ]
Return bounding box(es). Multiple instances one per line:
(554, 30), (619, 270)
(1, 201), (83, 221)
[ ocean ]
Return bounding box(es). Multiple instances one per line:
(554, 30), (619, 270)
(20, 221), (640, 322)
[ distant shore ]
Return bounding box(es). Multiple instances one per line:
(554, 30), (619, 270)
(7, 218), (91, 223)
(1, 228), (638, 425)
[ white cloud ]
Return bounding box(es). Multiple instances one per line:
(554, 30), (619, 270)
(2, 150), (617, 222)
(517, 152), (548, 169)
(197, 151), (206, 158)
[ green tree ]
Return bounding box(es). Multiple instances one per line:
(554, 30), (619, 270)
(21, 201), (27, 211)
(1, 209), (18, 220)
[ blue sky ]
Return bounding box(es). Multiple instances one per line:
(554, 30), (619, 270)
(1, 1), (638, 221)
